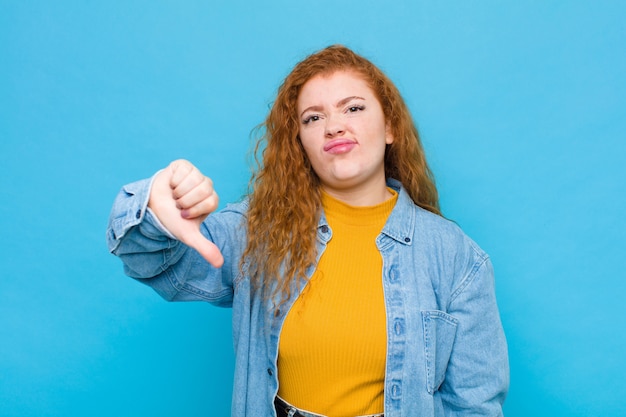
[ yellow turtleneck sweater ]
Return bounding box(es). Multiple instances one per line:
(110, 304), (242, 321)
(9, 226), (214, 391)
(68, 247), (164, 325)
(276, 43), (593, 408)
(277, 189), (398, 417)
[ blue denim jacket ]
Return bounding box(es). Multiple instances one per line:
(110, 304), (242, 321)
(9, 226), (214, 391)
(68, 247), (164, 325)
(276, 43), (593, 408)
(106, 177), (509, 417)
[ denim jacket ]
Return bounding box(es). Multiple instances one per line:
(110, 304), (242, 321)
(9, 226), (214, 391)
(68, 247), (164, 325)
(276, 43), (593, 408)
(106, 177), (509, 417)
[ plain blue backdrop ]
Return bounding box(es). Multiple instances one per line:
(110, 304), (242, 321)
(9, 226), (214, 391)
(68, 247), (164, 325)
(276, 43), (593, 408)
(2, 1), (625, 416)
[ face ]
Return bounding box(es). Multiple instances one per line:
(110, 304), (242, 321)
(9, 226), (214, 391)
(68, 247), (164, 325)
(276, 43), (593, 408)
(297, 70), (393, 203)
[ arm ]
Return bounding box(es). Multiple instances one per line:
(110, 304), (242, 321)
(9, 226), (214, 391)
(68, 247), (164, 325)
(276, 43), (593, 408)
(106, 160), (241, 306)
(440, 256), (509, 416)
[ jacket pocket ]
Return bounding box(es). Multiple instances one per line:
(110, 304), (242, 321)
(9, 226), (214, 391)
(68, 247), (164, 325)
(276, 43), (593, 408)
(421, 310), (458, 394)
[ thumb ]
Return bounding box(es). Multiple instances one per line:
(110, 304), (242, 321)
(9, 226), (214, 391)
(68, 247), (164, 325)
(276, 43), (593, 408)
(182, 230), (225, 268)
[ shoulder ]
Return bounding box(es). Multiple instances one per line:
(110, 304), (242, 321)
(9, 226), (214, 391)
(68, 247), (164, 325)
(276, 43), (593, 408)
(414, 205), (488, 262)
(201, 198), (250, 239)
(390, 183), (491, 296)
(220, 198), (250, 216)
(388, 179), (487, 261)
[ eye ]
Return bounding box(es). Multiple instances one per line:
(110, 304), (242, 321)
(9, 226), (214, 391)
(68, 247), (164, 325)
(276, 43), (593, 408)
(302, 114), (321, 125)
(347, 105), (365, 113)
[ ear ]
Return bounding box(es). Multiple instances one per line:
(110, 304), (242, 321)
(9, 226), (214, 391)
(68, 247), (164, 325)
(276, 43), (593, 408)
(385, 122), (394, 144)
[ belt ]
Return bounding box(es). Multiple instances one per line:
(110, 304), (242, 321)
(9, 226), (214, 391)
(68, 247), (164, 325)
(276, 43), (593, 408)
(274, 396), (384, 417)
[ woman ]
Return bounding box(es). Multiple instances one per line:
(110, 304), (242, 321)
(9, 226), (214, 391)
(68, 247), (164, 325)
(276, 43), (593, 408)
(107, 45), (509, 416)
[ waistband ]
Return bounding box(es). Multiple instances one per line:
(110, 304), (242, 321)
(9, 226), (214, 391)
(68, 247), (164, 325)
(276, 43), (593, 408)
(274, 396), (384, 417)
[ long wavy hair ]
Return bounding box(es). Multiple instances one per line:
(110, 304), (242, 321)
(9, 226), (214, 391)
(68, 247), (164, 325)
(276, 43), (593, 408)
(243, 45), (440, 305)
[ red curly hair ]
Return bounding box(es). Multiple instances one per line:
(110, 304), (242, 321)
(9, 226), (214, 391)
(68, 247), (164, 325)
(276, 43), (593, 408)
(243, 45), (440, 305)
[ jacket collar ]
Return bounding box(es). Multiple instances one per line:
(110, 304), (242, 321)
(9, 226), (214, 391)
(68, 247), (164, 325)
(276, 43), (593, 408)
(316, 178), (416, 246)
(381, 178), (415, 245)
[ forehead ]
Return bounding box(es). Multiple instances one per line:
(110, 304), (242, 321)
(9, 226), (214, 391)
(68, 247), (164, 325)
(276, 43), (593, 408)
(297, 70), (375, 107)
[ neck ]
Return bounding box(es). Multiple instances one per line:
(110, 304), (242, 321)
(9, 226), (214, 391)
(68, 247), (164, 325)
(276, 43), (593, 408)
(321, 180), (393, 207)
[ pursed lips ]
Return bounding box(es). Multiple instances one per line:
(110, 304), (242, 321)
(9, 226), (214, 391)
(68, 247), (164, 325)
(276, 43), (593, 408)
(323, 138), (357, 154)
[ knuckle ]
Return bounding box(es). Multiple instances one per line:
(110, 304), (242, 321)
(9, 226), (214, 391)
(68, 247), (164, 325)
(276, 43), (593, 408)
(208, 193), (219, 207)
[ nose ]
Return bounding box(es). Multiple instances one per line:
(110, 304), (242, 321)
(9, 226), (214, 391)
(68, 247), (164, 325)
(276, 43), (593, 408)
(324, 114), (345, 137)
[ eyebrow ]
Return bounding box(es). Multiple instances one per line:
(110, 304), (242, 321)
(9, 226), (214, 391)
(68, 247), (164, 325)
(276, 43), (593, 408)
(300, 96), (366, 118)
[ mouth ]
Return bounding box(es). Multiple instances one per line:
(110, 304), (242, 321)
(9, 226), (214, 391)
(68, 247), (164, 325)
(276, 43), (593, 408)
(324, 138), (357, 154)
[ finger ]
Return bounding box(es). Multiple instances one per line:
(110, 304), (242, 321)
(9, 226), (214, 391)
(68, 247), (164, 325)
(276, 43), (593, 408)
(172, 171), (208, 203)
(184, 231), (224, 268)
(169, 160), (195, 190)
(180, 192), (219, 219)
(174, 176), (215, 209)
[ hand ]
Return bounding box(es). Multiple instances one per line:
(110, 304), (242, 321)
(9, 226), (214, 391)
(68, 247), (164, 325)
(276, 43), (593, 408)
(148, 159), (224, 268)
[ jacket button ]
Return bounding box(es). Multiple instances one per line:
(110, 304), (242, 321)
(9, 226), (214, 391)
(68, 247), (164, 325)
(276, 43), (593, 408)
(135, 209), (142, 219)
(394, 319), (404, 335)
(267, 368), (273, 376)
(321, 225), (329, 233)
(389, 269), (398, 282)
(404, 237), (411, 243)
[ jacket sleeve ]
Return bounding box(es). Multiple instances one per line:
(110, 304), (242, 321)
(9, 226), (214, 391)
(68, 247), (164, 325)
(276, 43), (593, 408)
(439, 253), (509, 416)
(105, 176), (245, 307)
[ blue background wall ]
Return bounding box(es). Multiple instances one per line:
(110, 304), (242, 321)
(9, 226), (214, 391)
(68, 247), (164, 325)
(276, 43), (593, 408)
(2, 1), (625, 416)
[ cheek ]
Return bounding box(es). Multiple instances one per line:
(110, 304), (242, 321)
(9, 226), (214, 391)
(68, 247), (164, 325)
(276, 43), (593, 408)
(298, 134), (318, 162)
(364, 120), (389, 145)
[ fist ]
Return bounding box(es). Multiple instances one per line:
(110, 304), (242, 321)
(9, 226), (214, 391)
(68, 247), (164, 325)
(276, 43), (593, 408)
(148, 159), (224, 268)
